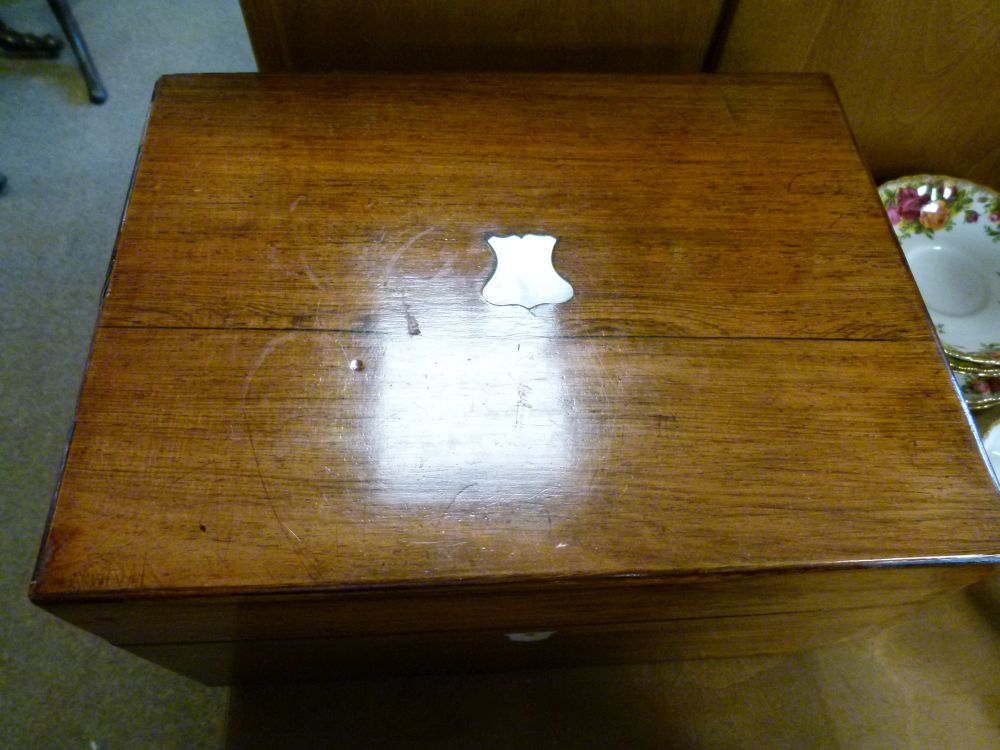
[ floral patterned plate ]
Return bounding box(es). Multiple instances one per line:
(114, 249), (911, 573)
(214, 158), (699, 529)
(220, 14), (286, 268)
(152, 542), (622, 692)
(956, 371), (1000, 411)
(879, 175), (1000, 365)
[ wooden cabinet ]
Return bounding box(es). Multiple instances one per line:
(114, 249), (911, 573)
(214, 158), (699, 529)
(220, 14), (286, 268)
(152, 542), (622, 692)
(238, 0), (1000, 187)
(719, 0), (1000, 188)
(30, 73), (1000, 684)
(237, 0), (725, 73)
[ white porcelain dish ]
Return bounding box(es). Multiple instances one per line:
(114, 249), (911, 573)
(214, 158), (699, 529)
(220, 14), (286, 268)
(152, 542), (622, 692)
(878, 175), (1000, 365)
(980, 418), (1000, 482)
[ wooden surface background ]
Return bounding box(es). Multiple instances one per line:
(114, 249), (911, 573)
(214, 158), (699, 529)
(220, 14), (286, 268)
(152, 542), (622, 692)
(719, 0), (1000, 189)
(238, 0), (1000, 189)
(237, 0), (726, 73)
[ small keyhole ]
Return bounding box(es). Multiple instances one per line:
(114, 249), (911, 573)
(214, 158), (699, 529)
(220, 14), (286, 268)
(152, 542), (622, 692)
(505, 631), (556, 643)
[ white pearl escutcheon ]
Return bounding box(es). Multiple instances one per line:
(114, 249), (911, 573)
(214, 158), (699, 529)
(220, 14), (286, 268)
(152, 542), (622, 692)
(482, 234), (574, 309)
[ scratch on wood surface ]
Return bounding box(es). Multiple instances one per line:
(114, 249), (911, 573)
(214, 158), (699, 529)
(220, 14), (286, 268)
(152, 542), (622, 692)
(787, 172), (809, 193)
(399, 226), (438, 255)
(241, 332), (297, 402)
(138, 550), (164, 588)
(514, 383), (533, 429)
(383, 226), (438, 278)
(267, 243), (281, 266)
(300, 257), (323, 290)
(446, 482), (478, 512)
(174, 460), (216, 484)
(720, 89), (739, 124)
(240, 333), (323, 582)
(248, 430), (323, 582)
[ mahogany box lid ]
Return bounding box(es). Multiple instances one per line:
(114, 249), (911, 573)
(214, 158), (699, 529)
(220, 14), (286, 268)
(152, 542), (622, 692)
(31, 73), (1000, 608)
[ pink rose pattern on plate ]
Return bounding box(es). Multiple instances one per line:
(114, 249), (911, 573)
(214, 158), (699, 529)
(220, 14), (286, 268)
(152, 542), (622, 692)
(879, 177), (999, 243)
(970, 377), (1000, 395)
(879, 176), (1000, 364)
(959, 372), (1000, 410)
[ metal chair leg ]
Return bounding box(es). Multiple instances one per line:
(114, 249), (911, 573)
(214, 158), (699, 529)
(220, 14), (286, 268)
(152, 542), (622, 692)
(0, 18), (63, 57)
(46, 0), (107, 104)
(0, 16), (61, 198)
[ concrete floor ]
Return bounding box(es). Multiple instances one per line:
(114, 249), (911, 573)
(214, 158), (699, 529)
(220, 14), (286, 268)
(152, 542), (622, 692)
(2, 1), (999, 748)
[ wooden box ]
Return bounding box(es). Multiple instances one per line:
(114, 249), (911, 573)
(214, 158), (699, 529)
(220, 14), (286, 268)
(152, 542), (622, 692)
(30, 73), (1000, 685)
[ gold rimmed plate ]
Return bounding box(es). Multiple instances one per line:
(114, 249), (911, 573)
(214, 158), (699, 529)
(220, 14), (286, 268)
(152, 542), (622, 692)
(955, 370), (1000, 412)
(879, 175), (1000, 365)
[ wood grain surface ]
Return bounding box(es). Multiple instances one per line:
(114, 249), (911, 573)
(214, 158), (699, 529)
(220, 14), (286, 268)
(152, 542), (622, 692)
(31, 331), (999, 595)
(30, 74), (1000, 681)
(238, 0), (724, 73)
(720, 0), (1000, 188)
(103, 74), (927, 338)
(238, 1), (1000, 188)
(41, 566), (986, 646)
(124, 604), (914, 685)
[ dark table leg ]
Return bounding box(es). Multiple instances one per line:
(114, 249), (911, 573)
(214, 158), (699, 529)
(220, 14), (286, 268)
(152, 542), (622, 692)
(46, 0), (107, 104)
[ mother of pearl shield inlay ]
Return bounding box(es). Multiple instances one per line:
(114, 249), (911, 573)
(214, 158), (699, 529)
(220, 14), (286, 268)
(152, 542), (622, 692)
(482, 234), (574, 308)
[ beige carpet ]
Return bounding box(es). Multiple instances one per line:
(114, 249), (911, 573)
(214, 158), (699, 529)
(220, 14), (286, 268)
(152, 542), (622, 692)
(0, 1), (253, 747)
